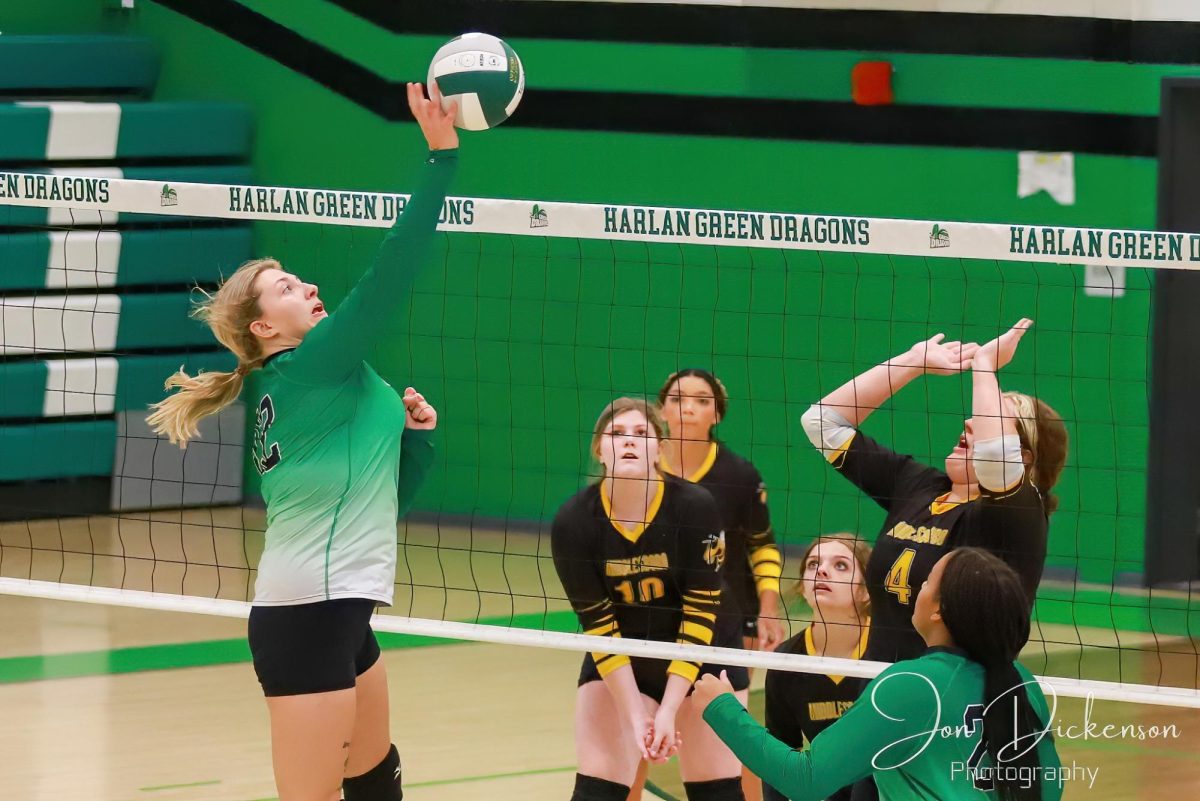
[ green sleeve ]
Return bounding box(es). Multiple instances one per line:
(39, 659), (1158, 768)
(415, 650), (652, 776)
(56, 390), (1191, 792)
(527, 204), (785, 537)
(702, 664), (942, 801)
(396, 427), (435, 517)
(285, 149), (458, 383)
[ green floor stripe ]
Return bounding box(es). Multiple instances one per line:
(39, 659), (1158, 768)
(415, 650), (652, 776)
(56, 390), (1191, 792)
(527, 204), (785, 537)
(140, 779), (221, 792)
(0, 609), (579, 684)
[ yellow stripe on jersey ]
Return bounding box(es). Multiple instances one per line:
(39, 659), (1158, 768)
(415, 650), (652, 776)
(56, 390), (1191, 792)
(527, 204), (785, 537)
(594, 649), (632, 677)
(599, 477), (665, 543)
(804, 618), (871, 685)
(685, 442), (719, 483)
(667, 659), (701, 683)
(749, 542), (784, 596)
(585, 619), (619, 637)
(659, 442), (719, 483)
(827, 432), (856, 466)
(680, 620), (715, 644)
(683, 608), (718, 624)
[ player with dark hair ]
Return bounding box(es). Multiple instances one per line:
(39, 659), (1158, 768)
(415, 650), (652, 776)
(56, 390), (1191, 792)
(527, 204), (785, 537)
(695, 547), (1063, 801)
(658, 368), (785, 654)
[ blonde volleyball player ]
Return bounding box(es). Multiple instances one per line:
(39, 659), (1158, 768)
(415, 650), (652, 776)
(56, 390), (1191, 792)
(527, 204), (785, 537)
(552, 399), (748, 801)
(148, 83), (457, 801)
(763, 535), (871, 801)
(800, 321), (1068, 667)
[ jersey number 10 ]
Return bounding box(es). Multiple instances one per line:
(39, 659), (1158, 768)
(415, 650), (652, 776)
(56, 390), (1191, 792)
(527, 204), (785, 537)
(614, 576), (667, 604)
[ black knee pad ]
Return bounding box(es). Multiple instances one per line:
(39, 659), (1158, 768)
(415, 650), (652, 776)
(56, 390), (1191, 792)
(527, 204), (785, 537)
(570, 773), (630, 801)
(684, 778), (745, 801)
(343, 743), (401, 801)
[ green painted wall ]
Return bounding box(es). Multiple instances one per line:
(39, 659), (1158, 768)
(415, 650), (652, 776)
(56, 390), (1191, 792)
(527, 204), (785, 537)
(8, 1), (1169, 583)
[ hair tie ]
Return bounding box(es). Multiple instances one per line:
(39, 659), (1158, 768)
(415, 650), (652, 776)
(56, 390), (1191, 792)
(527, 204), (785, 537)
(235, 363), (251, 377)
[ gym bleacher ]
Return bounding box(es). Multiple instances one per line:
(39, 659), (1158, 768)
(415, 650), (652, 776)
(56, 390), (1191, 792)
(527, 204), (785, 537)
(0, 35), (254, 519)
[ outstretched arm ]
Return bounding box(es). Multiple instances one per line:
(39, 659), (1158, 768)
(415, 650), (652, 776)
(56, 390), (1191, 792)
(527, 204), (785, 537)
(287, 83), (459, 382)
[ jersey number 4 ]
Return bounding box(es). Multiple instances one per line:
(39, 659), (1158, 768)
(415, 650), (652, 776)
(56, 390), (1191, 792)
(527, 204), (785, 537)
(253, 395), (282, 475)
(884, 548), (916, 605)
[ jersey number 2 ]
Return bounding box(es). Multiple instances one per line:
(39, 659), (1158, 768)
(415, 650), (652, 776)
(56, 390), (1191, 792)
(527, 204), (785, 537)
(962, 704), (995, 791)
(614, 577), (666, 604)
(253, 395), (282, 475)
(884, 548), (916, 605)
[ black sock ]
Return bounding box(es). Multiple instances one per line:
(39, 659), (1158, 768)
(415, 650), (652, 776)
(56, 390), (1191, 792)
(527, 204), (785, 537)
(343, 744), (401, 801)
(684, 777), (746, 801)
(570, 773), (630, 801)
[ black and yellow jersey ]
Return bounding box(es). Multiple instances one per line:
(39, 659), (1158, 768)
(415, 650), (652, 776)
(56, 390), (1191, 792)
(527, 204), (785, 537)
(666, 442), (782, 622)
(551, 474), (724, 683)
(763, 625), (870, 801)
(827, 430), (1047, 663)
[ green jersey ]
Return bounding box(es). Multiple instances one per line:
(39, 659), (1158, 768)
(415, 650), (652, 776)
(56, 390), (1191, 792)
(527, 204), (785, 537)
(704, 648), (1063, 801)
(250, 148), (456, 606)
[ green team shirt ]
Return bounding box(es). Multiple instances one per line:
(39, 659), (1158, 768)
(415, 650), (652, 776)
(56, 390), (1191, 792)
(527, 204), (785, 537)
(250, 148), (457, 606)
(704, 648), (1063, 801)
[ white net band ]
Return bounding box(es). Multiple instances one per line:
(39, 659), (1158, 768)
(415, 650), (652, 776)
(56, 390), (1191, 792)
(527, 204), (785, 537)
(3, 170), (1199, 269)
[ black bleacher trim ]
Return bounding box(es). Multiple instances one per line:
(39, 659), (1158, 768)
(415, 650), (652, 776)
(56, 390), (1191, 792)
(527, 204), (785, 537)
(328, 0), (1200, 63)
(0, 345), (226, 367)
(148, 0), (1157, 155)
(0, 88), (151, 100)
(0, 476), (112, 520)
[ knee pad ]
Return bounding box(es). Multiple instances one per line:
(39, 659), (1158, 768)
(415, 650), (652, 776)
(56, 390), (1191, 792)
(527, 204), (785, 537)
(343, 743), (401, 801)
(571, 773), (630, 801)
(684, 778), (745, 801)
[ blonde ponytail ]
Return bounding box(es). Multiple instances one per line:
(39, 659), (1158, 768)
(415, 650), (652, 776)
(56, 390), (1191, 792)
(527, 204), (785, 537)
(147, 259), (279, 447)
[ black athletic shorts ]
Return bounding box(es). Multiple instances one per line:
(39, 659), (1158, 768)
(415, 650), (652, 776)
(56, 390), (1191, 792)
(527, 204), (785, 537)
(248, 598), (382, 697)
(577, 654), (750, 702)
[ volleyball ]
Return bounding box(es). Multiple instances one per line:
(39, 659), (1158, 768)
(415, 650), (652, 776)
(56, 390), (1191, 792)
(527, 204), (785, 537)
(427, 32), (525, 131)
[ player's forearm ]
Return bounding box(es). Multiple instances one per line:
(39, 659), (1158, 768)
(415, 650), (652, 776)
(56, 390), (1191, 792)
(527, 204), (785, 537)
(396, 428), (435, 516)
(370, 149), (458, 289)
(602, 663), (647, 722)
(971, 366), (1016, 443)
(659, 674), (691, 714)
(817, 351), (924, 427)
(702, 694), (830, 801)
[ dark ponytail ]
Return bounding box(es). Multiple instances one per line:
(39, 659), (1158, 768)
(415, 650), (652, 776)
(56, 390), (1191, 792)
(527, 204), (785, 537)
(940, 548), (1047, 801)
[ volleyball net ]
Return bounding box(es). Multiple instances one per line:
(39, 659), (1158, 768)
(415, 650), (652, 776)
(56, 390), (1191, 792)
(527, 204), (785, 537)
(0, 169), (1197, 709)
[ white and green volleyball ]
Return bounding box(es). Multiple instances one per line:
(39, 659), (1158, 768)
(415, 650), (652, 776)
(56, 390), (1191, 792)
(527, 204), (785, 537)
(428, 33), (525, 131)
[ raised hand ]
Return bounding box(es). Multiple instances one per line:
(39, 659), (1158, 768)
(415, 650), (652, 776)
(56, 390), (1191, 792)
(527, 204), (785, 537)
(403, 387), (437, 430)
(905, 334), (978, 376)
(407, 81), (459, 151)
(973, 318), (1033, 373)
